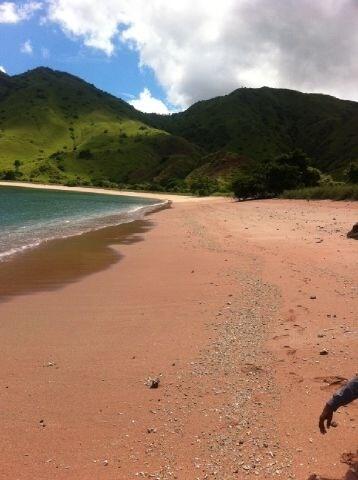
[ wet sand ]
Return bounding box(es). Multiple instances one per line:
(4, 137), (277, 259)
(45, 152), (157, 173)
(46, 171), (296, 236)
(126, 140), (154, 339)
(0, 219), (152, 301)
(0, 197), (356, 479)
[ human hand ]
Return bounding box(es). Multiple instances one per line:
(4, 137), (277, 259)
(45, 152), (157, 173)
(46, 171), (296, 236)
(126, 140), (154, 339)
(319, 404), (334, 434)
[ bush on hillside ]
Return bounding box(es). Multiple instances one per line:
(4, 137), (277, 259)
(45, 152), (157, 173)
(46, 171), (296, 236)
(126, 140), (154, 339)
(186, 176), (219, 196)
(160, 177), (188, 193)
(0, 169), (17, 180)
(78, 149), (93, 159)
(302, 166), (322, 187)
(345, 162), (358, 183)
(14, 159), (22, 171)
(281, 183), (358, 200)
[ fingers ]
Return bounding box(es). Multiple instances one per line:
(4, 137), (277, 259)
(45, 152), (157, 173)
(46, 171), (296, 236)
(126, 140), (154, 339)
(319, 415), (326, 434)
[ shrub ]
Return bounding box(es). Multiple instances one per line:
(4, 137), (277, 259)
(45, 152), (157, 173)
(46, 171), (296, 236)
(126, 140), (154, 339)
(1, 169), (16, 180)
(78, 149), (93, 159)
(232, 171), (266, 199)
(302, 166), (321, 187)
(345, 162), (358, 183)
(187, 176), (219, 196)
(163, 178), (188, 193)
(266, 163), (301, 194)
(64, 179), (78, 187)
(281, 184), (358, 201)
(14, 159), (22, 171)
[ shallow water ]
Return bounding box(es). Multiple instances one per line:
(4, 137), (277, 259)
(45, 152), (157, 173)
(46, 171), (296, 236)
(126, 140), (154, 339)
(0, 186), (160, 261)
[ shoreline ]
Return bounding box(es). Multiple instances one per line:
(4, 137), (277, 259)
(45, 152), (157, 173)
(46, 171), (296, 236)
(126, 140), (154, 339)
(0, 184), (171, 281)
(0, 180), (220, 203)
(0, 218), (152, 302)
(0, 197), (356, 479)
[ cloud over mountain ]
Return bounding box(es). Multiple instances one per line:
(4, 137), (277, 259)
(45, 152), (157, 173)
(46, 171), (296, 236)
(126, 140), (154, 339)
(129, 88), (170, 114)
(12, 1), (358, 107)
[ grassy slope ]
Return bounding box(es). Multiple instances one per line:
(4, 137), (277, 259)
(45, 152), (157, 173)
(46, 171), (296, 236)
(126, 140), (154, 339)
(147, 87), (358, 176)
(1, 68), (357, 187)
(0, 68), (200, 184)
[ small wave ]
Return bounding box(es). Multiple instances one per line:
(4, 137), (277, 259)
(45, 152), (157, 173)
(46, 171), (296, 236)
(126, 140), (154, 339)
(0, 200), (167, 262)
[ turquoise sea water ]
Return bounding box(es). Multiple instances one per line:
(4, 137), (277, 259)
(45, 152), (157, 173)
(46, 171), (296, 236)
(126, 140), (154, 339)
(0, 186), (161, 260)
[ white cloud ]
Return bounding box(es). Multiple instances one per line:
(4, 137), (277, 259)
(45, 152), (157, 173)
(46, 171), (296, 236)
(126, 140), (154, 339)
(47, 0), (128, 55)
(0, 65), (6, 73)
(129, 88), (170, 114)
(20, 39), (33, 54)
(0, 1), (42, 23)
(45, 0), (358, 106)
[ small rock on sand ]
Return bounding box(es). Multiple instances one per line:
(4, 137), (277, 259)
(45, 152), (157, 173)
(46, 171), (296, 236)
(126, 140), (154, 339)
(147, 377), (160, 389)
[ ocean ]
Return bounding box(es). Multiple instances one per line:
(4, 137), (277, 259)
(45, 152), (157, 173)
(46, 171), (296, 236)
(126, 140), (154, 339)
(0, 186), (162, 261)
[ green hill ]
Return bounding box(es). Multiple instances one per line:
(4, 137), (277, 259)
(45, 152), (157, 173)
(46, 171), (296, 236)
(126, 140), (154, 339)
(147, 87), (358, 176)
(0, 67), (357, 190)
(0, 67), (201, 187)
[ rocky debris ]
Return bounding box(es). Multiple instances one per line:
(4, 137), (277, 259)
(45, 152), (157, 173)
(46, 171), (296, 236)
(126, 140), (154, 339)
(182, 271), (291, 478)
(341, 450), (358, 468)
(347, 223), (358, 239)
(146, 377), (160, 389)
(319, 349), (329, 355)
(39, 419), (46, 428)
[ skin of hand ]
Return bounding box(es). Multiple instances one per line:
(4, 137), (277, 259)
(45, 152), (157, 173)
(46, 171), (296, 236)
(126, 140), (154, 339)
(319, 403), (334, 434)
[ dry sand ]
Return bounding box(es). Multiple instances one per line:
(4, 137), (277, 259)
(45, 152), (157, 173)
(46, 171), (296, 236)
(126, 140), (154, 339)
(0, 195), (356, 479)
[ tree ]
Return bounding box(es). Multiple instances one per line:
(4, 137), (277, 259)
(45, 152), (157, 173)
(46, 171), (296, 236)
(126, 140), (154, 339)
(302, 166), (321, 187)
(275, 149), (310, 171)
(14, 159), (22, 172)
(232, 150), (321, 200)
(266, 163), (301, 195)
(232, 171), (266, 200)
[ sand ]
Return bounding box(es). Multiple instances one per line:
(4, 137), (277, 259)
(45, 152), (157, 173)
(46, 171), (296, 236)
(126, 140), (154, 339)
(0, 180), (216, 202)
(0, 196), (357, 479)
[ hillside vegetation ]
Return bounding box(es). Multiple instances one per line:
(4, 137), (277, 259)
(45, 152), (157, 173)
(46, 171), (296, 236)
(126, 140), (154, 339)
(148, 87), (358, 176)
(0, 68), (201, 188)
(0, 67), (357, 196)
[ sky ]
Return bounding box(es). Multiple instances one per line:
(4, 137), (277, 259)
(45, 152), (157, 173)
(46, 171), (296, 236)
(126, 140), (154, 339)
(0, 1), (357, 113)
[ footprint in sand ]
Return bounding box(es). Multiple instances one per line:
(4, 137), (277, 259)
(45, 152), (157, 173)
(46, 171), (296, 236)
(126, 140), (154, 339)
(272, 334), (289, 340)
(283, 345), (297, 355)
(286, 309), (297, 322)
(293, 323), (306, 333)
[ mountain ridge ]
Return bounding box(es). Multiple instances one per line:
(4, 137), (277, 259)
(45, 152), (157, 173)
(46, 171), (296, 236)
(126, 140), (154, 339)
(0, 67), (357, 189)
